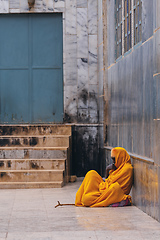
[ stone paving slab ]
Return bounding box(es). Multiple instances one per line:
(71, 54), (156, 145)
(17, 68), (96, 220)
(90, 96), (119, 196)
(0, 179), (160, 239)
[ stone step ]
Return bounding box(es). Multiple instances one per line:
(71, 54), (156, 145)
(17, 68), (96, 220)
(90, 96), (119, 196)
(0, 181), (64, 189)
(0, 125), (72, 188)
(0, 136), (70, 147)
(0, 169), (64, 182)
(0, 147), (68, 159)
(0, 159), (66, 171)
(0, 125), (72, 136)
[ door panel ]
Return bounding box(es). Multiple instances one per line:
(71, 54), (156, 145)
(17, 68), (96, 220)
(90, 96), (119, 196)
(1, 70), (29, 123)
(32, 15), (62, 68)
(0, 14), (63, 124)
(32, 69), (63, 123)
(0, 15), (29, 68)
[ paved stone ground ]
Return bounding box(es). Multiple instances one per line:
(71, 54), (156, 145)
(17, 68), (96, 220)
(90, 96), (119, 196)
(0, 179), (160, 240)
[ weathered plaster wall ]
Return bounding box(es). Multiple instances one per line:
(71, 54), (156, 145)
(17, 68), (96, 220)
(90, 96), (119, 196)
(0, 0), (104, 176)
(104, 0), (160, 221)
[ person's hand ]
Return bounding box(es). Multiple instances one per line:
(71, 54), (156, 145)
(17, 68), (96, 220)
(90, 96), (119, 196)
(106, 163), (117, 178)
(106, 164), (113, 178)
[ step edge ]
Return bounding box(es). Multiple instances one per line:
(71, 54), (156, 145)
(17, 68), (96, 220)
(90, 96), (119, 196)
(0, 124), (72, 126)
(0, 147), (68, 150)
(0, 181), (64, 184)
(0, 182), (64, 188)
(0, 159), (66, 161)
(0, 169), (64, 173)
(0, 135), (71, 138)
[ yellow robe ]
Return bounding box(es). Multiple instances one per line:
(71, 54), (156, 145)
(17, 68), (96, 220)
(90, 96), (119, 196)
(75, 147), (133, 207)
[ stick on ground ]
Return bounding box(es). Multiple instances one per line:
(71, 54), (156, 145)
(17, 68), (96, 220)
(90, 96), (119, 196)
(55, 201), (75, 208)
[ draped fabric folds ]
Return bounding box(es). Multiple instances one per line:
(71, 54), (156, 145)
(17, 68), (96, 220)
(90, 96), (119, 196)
(75, 147), (133, 207)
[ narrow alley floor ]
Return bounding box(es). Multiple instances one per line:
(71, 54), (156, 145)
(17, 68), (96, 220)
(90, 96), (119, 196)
(0, 179), (160, 240)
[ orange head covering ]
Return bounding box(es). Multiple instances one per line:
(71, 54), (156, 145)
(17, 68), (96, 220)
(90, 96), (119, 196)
(111, 147), (131, 169)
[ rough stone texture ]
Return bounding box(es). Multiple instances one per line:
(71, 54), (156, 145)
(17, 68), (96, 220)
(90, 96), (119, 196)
(72, 125), (105, 177)
(0, 159), (66, 171)
(0, 125), (71, 188)
(0, 125), (72, 136)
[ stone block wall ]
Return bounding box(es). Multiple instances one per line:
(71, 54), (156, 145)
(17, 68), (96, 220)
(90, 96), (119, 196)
(64, 0), (99, 124)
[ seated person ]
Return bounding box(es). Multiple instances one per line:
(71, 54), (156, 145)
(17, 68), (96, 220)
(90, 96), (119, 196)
(75, 147), (133, 207)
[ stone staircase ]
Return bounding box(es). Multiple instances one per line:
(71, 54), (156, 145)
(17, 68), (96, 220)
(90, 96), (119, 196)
(0, 125), (72, 189)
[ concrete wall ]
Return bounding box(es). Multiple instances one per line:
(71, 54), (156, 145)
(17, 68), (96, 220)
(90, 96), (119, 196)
(0, 0), (105, 176)
(104, 0), (160, 221)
